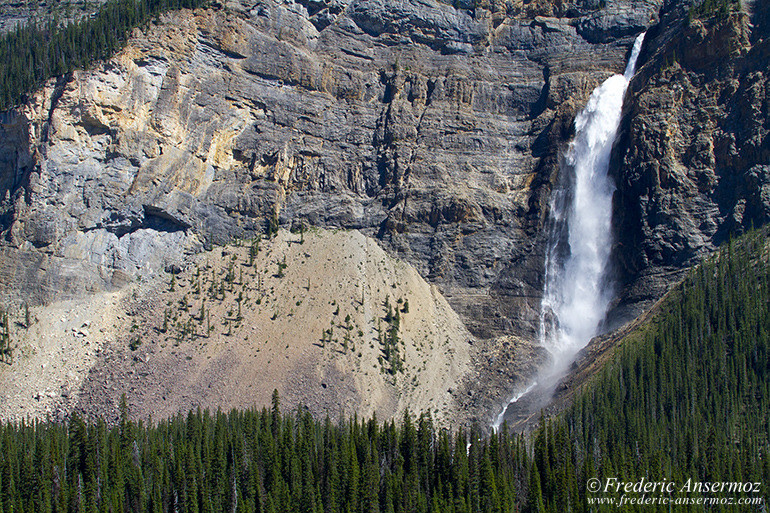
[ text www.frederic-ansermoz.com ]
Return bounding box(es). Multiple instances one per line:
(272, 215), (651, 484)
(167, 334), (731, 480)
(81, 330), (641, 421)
(586, 477), (765, 508)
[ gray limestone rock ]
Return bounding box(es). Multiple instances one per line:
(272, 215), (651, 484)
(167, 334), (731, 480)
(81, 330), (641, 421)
(0, 0), (660, 343)
(2, 0), (767, 426)
(608, 6), (770, 326)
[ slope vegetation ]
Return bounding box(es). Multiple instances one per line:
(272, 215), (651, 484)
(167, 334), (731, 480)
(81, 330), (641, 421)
(1, 228), (767, 513)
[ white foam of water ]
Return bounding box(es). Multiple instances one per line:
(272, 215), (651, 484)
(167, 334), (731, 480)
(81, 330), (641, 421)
(542, 32), (645, 362)
(492, 33), (645, 431)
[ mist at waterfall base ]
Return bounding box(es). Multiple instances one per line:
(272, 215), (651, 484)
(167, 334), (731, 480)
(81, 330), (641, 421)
(493, 34), (645, 432)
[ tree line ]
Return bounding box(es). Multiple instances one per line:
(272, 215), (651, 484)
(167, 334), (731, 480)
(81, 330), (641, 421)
(0, 392), (529, 513)
(0, 0), (210, 111)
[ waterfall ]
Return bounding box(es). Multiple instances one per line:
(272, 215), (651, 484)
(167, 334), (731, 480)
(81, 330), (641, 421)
(492, 33), (645, 432)
(541, 32), (645, 358)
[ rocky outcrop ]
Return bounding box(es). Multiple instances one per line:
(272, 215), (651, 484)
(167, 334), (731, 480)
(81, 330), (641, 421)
(0, 0), (106, 34)
(0, 0), (659, 346)
(5, 0), (766, 427)
(609, 1), (770, 324)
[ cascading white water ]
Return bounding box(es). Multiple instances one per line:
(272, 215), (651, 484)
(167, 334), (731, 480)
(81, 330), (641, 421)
(541, 32), (645, 360)
(492, 33), (645, 432)
(542, 32), (645, 359)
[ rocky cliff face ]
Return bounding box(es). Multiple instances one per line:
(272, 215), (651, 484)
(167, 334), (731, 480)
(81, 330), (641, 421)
(609, 0), (770, 323)
(0, 0), (659, 345)
(0, 1), (106, 34)
(2, 0), (767, 425)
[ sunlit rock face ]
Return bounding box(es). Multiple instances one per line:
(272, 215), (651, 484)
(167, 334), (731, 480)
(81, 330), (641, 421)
(2, 0), (768, 426)
(0, 0), (658, 341)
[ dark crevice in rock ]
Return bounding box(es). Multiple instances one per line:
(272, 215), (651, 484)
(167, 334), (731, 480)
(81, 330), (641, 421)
(529, 66), (551, 119)
(340, 47), (374, 61)
(296, 0), (328, 17)
(425, 78), (436, 106)
(79, 205), (191, 238)
(81, 210), (142, 238)
(134, 56), (169, 67)
(142, 205), (191, 232)
(42, 73), (72, 145)
(241, 67), (300, 89)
